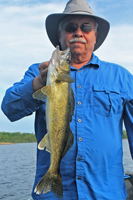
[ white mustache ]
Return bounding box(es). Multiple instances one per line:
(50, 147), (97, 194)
(69, 38), (86, 44)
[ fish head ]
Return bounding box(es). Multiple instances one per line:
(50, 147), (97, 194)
(47, 46), (74, 84)
(58, 46), (71, 75)
(50, 46), (71, 78)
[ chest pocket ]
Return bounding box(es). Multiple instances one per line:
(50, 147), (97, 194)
(93, 85), (123, 116)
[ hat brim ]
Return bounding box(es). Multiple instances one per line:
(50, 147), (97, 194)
(45, 13), (110, 51)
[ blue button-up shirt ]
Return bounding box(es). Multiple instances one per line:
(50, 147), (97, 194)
(1, 53), (133, 200)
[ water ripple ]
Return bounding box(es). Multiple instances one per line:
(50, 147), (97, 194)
(0, 141), (133, 199)
(0, 143), (36, 199)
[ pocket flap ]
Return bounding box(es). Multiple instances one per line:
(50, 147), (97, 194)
(93, 85), (120, 94)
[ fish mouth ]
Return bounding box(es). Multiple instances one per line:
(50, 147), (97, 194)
(53, 46), (71, 74)
(69, 38), (86, 44)
(56, 46), (71, 61)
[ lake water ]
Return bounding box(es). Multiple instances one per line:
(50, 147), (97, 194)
(0, 140), (133, 200)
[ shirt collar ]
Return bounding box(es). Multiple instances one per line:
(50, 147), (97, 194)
(70, 53), (100, 70)
(86, 53), (100, 68)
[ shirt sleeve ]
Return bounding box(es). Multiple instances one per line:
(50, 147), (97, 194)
(123, 71), (133, 159)
(1, 63), (44, 122)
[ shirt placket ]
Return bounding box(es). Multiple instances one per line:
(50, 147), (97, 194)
(75, 69), (85, 199)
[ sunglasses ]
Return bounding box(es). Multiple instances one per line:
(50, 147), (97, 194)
(64, 23), (92, 33)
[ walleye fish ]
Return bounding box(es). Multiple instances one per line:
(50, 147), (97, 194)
(33, 46), (75, 199)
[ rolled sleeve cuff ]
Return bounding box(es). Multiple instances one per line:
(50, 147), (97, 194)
(21, 78), (45, 110)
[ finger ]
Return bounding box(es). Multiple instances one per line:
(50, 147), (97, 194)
(39, 61), (49, 71)
(40, 67), (48, 79)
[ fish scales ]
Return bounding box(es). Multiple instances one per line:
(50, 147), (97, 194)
(33, 46), (75, 199)
(49, 81), (71, 166)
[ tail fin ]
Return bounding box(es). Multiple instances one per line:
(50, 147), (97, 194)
(34, 170), (63, 199)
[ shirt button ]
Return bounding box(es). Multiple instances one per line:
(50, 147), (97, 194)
(78, 119), (81, 122)
(78, 70), (81, 73)
(77, 157), (81, 161)
(79, 137), (82, 141)
(78, 85), (81, 88)
(77, 176), (81, 180)
(78, 101), (81, 105)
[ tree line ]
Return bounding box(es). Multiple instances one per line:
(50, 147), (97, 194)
(0, 132), (37, 143)
(122, 130), (127, 139)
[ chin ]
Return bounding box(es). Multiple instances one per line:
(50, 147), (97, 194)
(71, 47), (83, 55)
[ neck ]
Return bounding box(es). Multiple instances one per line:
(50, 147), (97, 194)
(71, 54), (93, 69)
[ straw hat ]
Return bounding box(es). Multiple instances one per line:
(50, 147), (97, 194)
(45, 0), (110, 51)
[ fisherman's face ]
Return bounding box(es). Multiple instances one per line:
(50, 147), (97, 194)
(58, 15), (97, 58)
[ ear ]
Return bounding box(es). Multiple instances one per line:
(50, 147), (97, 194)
(95, 32), (98, 39)
(95, 32), (98, 44)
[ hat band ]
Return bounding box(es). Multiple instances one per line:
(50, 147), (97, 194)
(64, 10), (94, 15)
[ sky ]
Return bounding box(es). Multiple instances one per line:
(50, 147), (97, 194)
(0, 0), (133, 133)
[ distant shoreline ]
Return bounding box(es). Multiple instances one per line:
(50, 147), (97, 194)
(0, 142), (37, 145)
(0, 142), (14, 145)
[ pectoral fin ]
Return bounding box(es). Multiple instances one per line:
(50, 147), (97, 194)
(38, 133), (51, 153)
(56, 74), (74, 83)
(33, 89), (47, 100)
(41, 85), (51, 96)
(33, 85), (51, 100)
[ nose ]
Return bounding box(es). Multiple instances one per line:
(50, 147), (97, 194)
(73, 26), (83, 38)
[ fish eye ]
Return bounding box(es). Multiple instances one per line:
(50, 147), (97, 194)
(67, 57), (71, 64)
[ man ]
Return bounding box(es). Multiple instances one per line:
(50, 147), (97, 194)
(1, 0), (133, 199)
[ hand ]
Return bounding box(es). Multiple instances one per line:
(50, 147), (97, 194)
(32, 61), (49, 92)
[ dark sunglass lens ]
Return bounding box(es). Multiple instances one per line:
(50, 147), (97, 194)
(81, 23), (92, 33)
(65, 23), (77, 33)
